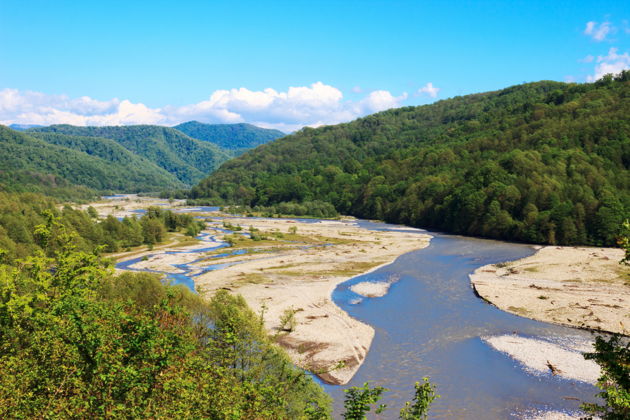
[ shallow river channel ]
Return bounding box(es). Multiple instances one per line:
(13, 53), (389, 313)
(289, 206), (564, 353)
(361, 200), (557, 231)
(117, 215), (598, 419)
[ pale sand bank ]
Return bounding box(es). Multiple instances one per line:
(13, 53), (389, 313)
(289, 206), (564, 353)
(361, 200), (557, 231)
(522, 410), (597, 420)
(350, 281), (391, 297)
(470, 246), (630, 334)
(483, 334), (599, 383)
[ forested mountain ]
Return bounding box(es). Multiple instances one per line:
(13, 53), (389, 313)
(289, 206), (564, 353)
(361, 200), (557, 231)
(28, 125), (232, 185)
(29, 131), (184, 185)
(0, 126), (184, 195)
(192, 74), (630, 246)
(175, 121), (285, 150)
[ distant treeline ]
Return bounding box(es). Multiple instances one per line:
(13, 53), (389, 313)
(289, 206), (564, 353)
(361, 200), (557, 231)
(191, 74), (630, 246)
(186, 199), (339, 219)
(0, 192), (204, 263)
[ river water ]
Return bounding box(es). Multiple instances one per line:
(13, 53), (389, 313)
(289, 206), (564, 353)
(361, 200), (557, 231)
(326, 221), (597, 419)
(116, 215), (598, 419)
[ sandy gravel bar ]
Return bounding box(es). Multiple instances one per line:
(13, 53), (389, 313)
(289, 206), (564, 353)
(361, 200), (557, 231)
(523, 410), (595, 420)
(350, 281), (391, 298)
(482, 334), (600, 383)
(470, 246), (630, 334)
(193, 218), (431, 385)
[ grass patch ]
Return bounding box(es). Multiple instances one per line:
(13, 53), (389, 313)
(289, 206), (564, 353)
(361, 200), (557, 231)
(233, 272), (269, 285)
(275, 261), (381, 278)
(507, 306), (530, 315)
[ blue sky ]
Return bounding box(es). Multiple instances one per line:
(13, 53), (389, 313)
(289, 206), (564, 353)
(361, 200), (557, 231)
(1, 0), (629, 131)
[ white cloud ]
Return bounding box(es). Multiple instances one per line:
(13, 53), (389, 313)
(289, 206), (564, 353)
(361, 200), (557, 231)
(352, 86), (363, 93)
(417, 82), (440, 98)
(584, 21), (613, 41)
(586, 47), (630, 81)
(357, 90), (408, 114)
(0, 82), (410, 132)
(579, 54), (594, 63)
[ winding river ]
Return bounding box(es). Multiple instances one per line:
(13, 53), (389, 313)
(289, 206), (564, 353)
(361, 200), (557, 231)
(116, 214), (598, 419)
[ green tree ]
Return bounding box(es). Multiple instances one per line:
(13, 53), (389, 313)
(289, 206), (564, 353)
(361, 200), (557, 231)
(581, 335), (630, 419)
(399, 378), (440, 419)
(581, 222), (630, 419)
(618, 220), (630, 266)
(342, 382), (388, 420)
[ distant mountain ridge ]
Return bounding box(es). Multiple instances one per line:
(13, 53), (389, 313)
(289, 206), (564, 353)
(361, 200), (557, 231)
(0, 121), (284, 199)
(174, 121), (284, 150)
(9, 124), (42, 131)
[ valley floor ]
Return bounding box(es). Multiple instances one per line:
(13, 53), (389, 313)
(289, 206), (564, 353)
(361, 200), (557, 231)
(100, 196), (431, 384)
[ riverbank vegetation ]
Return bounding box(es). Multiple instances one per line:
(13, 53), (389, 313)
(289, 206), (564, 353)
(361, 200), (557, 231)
(192, 75), (630, 246)
(0, 192), (205, 263)
(219, 200), (339, 219)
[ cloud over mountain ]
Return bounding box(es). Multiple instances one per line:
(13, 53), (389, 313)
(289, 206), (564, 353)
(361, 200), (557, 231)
(587, 48), (630, 82)
(0, 82), (411, 132)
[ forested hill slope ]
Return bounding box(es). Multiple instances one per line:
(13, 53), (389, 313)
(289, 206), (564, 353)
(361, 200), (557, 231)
(0, 126), (184, 194)
(192, 75), (630, 246)
(174, 121), (285, 150)
(28, 125), (232, 185)
(29, 131), (183, 184)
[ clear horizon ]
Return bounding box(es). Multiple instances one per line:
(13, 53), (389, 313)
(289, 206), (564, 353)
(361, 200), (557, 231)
(1, 0), (629, 131)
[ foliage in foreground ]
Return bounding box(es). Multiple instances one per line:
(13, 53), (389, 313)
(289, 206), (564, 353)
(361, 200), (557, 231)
(342, 378), (439, 420)
(581, 223), (630, 419)
(0, 221), (330, 419)
(582, 335), (630, 419)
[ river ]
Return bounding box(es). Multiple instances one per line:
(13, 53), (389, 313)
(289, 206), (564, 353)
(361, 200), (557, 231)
(116, 215), (598, 419)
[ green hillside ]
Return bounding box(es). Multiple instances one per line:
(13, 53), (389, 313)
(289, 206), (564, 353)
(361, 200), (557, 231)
(0, 126), (184, 194)
(191, 75), (630, 246)
(28, 125), (232, 185)
(30, 131), (185, 186)
(0, 169), (95, 201)
(175, 121), (285, 150)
